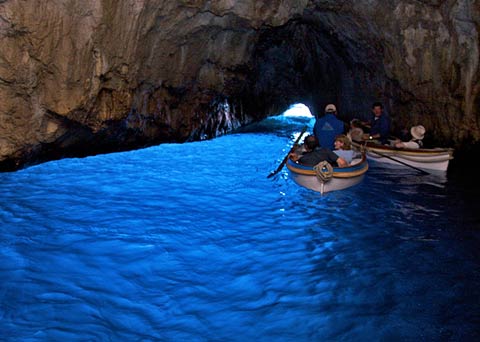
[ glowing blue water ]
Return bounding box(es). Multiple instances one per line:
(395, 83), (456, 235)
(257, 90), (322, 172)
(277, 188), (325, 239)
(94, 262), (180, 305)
(1, 115), (479, 341)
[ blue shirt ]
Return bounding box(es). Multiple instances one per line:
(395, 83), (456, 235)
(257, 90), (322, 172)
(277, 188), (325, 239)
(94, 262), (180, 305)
(313, 114), (345, 149)
(334, 150), (355, 164)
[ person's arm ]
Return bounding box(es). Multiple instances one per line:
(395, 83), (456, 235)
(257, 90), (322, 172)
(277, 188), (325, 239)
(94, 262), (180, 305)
(328, 150), (348, 167)
(336, 157), (348, 167)
(364, 118), (385, 140)
(360, 118), (374, 140)
(363, 133), (380, 140)
(361, 120), (371, 129)
(289, 152), (300, 161)
(379, 117), (390, 138)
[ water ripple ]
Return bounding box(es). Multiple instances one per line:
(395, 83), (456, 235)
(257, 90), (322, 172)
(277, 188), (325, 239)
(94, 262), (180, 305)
(0, 128), (479, 341)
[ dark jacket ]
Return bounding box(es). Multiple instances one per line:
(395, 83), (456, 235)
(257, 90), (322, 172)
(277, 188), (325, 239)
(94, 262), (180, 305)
(369, 114), (390, 144)
(298, 147), (340, 166)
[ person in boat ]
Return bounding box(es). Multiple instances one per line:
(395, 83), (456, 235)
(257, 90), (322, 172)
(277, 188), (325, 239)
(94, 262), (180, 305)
(289, 135), (348, 167)
(333, 134), (356, 164)
(393, 125), (425, 149)
(313, 103), (347, 150)
(347, 119), (365, 142)
(360, 102), (390, 144)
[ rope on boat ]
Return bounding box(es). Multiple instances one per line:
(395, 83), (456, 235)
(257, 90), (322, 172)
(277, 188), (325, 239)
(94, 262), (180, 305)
(314, 161), (333, 182)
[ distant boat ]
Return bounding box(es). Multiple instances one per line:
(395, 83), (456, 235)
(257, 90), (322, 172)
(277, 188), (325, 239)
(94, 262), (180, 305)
(286, 155), (368, 194)
(352, 141), (454, 172)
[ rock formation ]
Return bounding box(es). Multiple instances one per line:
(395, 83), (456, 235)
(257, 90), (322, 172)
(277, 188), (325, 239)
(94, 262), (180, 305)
(0, 0), (478, 171)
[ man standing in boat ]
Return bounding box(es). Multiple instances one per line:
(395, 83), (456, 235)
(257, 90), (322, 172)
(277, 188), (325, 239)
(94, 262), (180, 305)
(361, 102), (390, 144)
(313, 104), (346, 150)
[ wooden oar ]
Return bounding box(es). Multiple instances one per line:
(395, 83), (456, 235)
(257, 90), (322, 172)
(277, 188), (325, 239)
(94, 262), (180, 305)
(368, 149), (430, 175)
(267, 125), (308, 178)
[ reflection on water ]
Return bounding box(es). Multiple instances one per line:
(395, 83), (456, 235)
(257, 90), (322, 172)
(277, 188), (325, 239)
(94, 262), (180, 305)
(368, 160), (448, 189)
(0, 114), (479, 341)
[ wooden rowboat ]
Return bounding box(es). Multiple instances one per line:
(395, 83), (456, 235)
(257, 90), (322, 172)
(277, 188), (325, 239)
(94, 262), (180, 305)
(286, 155), (368, 194)
(352, 141), (454, 172)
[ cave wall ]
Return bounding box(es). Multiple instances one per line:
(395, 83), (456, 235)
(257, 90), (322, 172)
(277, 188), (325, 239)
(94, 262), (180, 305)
(0, 0), (478, 170)
(249, 1), (479, 145)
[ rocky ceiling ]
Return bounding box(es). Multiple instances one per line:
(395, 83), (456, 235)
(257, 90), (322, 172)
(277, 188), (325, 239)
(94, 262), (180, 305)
(0, 0), (479, 171)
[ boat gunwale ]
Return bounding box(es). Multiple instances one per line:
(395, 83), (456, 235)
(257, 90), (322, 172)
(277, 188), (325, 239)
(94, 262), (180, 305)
(365, 152), (453, 163)
(353, 141), (454, 157)
(286, 157), (368, 178)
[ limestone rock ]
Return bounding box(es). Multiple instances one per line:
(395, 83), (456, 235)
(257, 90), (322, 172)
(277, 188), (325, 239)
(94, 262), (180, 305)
(0, 0), (478, 170)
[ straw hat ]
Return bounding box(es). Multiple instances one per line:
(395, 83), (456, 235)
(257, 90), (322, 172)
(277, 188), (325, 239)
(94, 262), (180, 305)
(348, 127), (364, 142)
(325, 104), (337, 113)
(410, 125), (426, 140)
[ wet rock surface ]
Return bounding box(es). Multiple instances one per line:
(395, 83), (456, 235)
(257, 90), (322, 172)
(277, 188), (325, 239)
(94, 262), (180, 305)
(0, 0), (478, 170)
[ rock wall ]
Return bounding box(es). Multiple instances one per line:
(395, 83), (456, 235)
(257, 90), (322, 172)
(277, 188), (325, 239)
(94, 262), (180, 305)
(0, 0), (478, 170)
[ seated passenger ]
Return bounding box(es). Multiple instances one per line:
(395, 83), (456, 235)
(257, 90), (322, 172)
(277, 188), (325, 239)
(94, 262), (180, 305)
(347, 119), (364, 142)
(394, 125), (425, 149)
(289, 135), (348, 167)
(360, 102), (391, 144)
(333, 134), (355, 164)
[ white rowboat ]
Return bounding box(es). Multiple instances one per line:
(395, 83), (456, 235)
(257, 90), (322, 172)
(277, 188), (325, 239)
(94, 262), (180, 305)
(286, 155), (368, 194)
(352, 141), (453, 172)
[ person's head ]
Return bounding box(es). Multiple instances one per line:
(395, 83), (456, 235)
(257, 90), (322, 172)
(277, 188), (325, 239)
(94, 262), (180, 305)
(334, 134), (352, 150)
(325, 104), (337, 114)
(350, 118), (361, 128)
(371, 102), (383, 117)
(304, 135), (319, 151)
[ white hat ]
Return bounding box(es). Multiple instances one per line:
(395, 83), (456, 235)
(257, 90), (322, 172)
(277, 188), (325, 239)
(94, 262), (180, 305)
(411, 125), (426, 140)
(349, 127), (364, 142)
(325, 104), (337, 113)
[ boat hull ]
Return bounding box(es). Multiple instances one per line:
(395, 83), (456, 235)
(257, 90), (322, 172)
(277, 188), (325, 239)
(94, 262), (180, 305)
(286, 157), (368, 194)
(353, 142), (453, 172)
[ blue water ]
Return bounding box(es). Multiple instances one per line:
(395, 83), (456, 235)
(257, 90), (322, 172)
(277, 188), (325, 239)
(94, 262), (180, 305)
(1, 113), (479, 341)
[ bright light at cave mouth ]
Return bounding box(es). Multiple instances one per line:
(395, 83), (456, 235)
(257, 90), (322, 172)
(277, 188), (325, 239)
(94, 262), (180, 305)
(282, 103), (313, 117)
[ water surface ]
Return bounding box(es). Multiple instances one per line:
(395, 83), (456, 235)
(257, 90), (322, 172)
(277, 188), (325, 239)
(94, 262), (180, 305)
(1, 114), (479, 341)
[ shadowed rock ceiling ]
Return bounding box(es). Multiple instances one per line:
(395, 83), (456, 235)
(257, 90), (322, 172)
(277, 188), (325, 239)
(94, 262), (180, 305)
(0, 0), (478, 170)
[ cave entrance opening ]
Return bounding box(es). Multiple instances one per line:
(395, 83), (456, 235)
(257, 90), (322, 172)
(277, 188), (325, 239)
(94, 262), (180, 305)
(282, 103), (314, 118)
